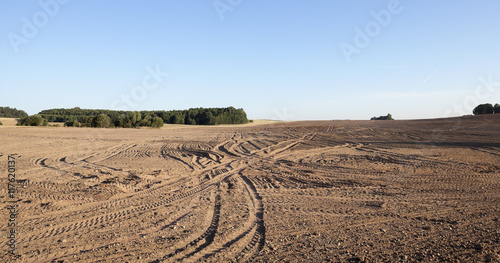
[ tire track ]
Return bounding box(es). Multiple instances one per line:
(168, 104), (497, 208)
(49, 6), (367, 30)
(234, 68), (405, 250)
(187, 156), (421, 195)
(234, 175), (266, 262)
(14, 163), (243, 248)
(152, 193), (222, 262)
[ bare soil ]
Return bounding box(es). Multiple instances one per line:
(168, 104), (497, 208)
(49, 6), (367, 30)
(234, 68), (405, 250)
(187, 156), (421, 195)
(1, 115), (499, 262)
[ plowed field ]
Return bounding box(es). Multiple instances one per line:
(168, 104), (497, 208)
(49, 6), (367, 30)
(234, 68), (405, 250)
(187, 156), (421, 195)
(1, 115), (499, 262)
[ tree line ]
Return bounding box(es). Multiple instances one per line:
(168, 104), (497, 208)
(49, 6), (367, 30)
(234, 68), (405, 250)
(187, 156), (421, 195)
(30, 107), (248, 128)
(473, 103), (500, 115)
(60, 111), (164, 128)
(0, 107), (28, 118)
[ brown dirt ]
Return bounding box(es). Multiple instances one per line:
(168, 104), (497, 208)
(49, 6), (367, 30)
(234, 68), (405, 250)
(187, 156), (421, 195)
(1, 115), (499, 262)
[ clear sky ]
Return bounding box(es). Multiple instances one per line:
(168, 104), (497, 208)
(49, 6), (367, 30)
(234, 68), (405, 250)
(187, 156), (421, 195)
(1, 0), (500, 120)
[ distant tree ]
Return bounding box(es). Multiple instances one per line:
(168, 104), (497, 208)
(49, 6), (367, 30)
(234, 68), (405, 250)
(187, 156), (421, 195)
(79, 116), (93, 127)
(187, 118), (197, 125)
(113, 114), (125, 127)
(494, 103), (500, 114)
(200, 111), (215, 125)
(91, 114), (112, 128)
(473, 103), (494, 115)
(151, 117), (164, 128)
(64, 116), (79, 127)
(64, 120), (79, 127)
(371, 114), (394, 120)
(130, 111), (141, 125)
(138, 114), (153, 127)
(17, 115), (47, 126)
(170, 114), (184, 124)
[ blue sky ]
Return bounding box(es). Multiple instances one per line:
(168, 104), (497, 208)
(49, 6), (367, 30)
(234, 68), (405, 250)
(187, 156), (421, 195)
(1, 0), (500, 120)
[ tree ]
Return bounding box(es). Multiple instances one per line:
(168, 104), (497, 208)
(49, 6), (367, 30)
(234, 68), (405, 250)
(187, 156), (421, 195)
(64, 116), (79, 127)
(494, 103), (500, 114)
(371, 114), (394, 120)
(185, 117), (196, 125)
(17, 115), (46, 126)
(64, 120), (79, 127)
(114, 114), (126, 127)
(151, 117), (164, 128)
(473, 103), (494, 115)
(170, 114), (184, 124)
(130, 111), (141, 125)
(91, 114), (112, 128)
(79, 116), (93, 127)
(139, 115), (152, 127)
(200, 111), (215, 125)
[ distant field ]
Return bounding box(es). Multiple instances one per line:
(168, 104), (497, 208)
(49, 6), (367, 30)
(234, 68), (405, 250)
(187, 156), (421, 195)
(0, 115), (499, 262)
(0, 117), (18, 127)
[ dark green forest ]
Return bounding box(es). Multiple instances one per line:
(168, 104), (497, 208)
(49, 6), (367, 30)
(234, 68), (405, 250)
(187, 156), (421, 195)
(36, 107), (248, 128)
(0, 106), (28, 118)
